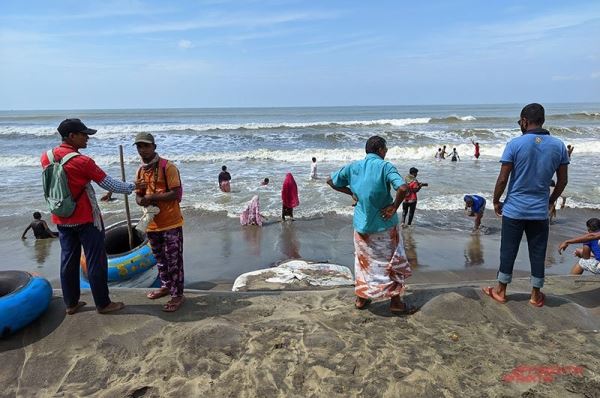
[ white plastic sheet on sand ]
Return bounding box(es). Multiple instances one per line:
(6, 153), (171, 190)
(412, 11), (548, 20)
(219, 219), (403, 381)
(232, 260), (354, 292)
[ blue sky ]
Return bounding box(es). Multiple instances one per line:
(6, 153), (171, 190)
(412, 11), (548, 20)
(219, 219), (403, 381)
(1, 0), (599, 109)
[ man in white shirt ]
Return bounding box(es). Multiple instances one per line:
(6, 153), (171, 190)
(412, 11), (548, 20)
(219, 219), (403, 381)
(310, 157), (318, 179)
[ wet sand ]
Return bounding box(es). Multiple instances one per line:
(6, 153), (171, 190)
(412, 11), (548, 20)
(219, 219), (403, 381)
(1, 207), (596, 288)
(1, 274), (599, 397)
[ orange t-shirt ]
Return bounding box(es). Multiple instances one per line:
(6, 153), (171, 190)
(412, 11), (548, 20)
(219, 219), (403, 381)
(137, 160), (184, 232)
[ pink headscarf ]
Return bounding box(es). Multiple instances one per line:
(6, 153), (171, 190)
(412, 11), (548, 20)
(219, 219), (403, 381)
(281, 173), (299, 208)
(240, 195), (263, 226)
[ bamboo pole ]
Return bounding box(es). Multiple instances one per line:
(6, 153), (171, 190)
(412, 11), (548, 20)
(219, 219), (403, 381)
(119, 145), (134, 250)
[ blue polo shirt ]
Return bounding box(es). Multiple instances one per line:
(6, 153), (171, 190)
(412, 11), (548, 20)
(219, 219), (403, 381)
(330, 153), (404, 234)
(465, 195), (486, 214)
(584, 239), (600, 261)
(500, 128), (570, 220)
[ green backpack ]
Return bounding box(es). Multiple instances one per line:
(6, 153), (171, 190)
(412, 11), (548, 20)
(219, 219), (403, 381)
(42, 150), (81, 217)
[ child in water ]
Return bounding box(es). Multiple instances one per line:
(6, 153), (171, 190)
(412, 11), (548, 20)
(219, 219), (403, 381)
(21, 212), (58, 239)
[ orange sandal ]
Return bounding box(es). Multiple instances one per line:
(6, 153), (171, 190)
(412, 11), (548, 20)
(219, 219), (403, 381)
(482, 286), (507, 304)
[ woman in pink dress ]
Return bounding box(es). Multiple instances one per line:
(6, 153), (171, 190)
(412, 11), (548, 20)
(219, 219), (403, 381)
(281, 173), (299, 221)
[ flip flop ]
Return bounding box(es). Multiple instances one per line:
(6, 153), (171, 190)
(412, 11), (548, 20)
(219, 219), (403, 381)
(66, 301), (86, 315)
(529, 292), (545, 308)
(355, 297), (372, 310)
(482, 286), (507, 304)
(97, 301), (125, 314)
(162, 296), (185, 312)
(146, 288), (170, 300)
(390, 303), (418, 315)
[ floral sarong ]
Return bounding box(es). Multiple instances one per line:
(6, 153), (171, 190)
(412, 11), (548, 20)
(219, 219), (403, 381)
(220, 180), (231, 192)
(354, 226), (412, 299)
(147, 226), (184, 298)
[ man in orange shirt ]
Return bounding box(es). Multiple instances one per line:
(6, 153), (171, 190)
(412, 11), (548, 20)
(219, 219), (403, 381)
(134, 132), (185, 312)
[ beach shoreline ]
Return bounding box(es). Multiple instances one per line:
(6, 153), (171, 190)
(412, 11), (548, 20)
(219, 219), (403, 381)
(3, 207), (597, 288)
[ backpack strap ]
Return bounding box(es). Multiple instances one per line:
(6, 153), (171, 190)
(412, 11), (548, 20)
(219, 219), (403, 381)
(60, 152), (79, 165)
(46, 149), (55, 164)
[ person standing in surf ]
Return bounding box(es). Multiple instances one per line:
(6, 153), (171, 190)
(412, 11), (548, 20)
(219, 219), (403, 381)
(471, 139), (480, 159)
(134, 132), (185, 312)
(218, 165), (232, 192)
(310, 157), (318, 179)
(451, 148), (460, 162)
(281, 173), (299, 220)
(328, 136), (414, 314)
(401, 167), (427, 227)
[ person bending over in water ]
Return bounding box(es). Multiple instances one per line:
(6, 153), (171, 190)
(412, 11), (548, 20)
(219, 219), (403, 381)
(464, 194), (486, 231)
(240, 196), (266, 226)
(22, 211), (58, 239)
(261, 177), (269, 186)
(558, 218), (600, 275)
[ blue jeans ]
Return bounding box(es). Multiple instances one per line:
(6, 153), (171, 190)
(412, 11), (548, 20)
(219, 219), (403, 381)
(498, 216), (549, 288)
(58, 224), (110, 309)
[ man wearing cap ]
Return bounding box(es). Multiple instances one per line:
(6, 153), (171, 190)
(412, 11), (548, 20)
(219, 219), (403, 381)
(41, 118), (145, 314)
(134, 132), (185, 312)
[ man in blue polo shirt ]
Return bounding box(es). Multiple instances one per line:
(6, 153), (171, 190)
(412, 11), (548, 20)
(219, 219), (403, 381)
(483, 103), (569, 307)
(328, 136), (413, 314)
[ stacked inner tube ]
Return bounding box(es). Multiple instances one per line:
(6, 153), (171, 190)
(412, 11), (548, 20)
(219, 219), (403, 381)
(0, 271), (52, 337)
(81, 220), (157, 288)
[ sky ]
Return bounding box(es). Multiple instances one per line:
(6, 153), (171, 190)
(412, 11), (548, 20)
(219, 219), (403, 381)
(1, 0), (599, 110)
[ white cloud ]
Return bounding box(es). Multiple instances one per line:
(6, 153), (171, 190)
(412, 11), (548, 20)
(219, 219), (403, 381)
(551, 75), (580, 81)
(178, 40), (194, 49)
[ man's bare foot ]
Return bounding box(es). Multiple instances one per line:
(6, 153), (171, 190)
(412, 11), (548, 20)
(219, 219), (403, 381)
(97, 301), (125, 314)
(146, 288), (169, 300)
(162, 296), (185, 312)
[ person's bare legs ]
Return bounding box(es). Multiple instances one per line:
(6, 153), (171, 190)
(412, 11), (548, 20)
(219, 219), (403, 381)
(571, 263), (584, 275)
(571, 246), (591, 275)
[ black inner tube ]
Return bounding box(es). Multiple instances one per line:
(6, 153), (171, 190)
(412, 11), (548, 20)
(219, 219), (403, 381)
(0, 271), (31, 298)
(104, 225), (146, 255)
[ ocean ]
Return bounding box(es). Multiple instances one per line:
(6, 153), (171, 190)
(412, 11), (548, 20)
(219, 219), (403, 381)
(1, 104), (599, 283)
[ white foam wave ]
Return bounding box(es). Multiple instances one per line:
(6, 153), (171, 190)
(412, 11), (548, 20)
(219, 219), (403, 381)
(0, 118), (432, 137)
(6, 139), (600, 167)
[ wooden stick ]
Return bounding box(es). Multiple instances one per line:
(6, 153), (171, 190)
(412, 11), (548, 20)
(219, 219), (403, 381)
(119, 145), (134, 250)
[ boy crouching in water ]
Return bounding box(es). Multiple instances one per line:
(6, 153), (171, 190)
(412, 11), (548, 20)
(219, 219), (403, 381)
(558, 218), (600, 275)
(134, 132), (185, 312)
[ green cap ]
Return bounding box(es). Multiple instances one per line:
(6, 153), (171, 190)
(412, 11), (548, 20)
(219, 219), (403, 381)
(134, 132), (155, 145)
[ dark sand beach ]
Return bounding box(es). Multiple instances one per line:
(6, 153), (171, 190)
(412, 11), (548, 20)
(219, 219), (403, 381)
(1, 275), (599, 397)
